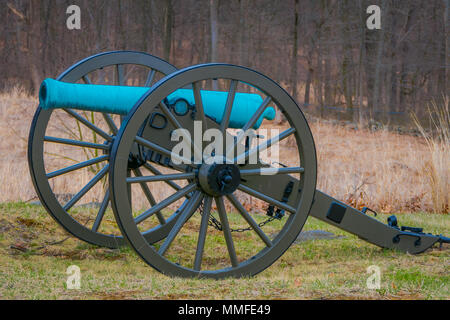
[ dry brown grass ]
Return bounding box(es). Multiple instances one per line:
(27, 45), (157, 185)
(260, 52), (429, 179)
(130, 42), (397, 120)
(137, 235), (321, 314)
(310, 121), (443, 213)
(0, 87), (36, 202)
(0, 89), (448, 214)
(412, 97), (449, 214)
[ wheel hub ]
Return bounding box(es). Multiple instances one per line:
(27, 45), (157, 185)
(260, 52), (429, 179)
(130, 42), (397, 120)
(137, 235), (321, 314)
(127, 135), (148, 170)
(127, 152), (145, 170)
(198, 163), (241, 197)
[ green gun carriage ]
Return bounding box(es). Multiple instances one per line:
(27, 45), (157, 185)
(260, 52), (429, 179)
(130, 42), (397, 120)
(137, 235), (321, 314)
(28, 51), (449, 278)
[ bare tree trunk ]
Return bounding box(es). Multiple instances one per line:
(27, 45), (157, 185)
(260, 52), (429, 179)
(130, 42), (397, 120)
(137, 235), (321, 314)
(210, 0), (219, 62)
(304, 29), (317, 107)
(304, 61), (313, 106)
(357, 0), (367, 126)
(162, 0), (173, 61)
(118, 0), (127, 50)
(210, 0), (219, 90)
(291, 0), (299, 101)
(372, 0), (387, 115)
(316, 50), (324, 117)
(239, 0), (248, 66)
(149, 0), (159, 54)
(324, 55), (332, 106)
(441, 0), (449, 101)
(386, 4), (397, 113)
(141, 0), (152, 53)
(340, 0), (354, 112)
(27, 0), (42, 95)
(446, 0), (449, 99)
(398, 7), (414, 112)
(40, 0), (51, 75)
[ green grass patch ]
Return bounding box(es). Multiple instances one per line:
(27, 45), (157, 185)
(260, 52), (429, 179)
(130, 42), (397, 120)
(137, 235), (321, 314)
(0, 202), (448, 300)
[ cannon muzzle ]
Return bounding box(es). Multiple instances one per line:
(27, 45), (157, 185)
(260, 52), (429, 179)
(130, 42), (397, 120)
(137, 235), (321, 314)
(39, 78), (275, 129)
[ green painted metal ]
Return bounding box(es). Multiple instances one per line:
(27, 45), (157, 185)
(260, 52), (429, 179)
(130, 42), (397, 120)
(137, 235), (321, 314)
(40, 78), (276, 129)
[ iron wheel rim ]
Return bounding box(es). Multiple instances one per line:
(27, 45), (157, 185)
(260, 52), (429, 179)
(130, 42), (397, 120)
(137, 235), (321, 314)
(110, 63), (317, 278)
(28, 51), (179, 248)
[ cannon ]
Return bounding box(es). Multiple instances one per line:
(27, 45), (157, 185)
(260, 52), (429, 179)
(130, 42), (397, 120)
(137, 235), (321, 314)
(39, 78), (276, 128)
(28, 51), (449, 278)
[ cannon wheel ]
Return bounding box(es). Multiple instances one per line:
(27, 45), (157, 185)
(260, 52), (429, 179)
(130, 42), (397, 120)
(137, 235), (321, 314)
(28, 51), (182, 248)
(110, 64), (317, 278)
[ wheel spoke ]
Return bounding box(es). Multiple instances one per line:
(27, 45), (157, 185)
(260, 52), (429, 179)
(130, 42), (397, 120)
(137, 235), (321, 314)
(159, 101), (183, 129)
(117, 64), (127, 124)
(227, 194), (272, 247)
(134, 183), (197, 224)
(132, 168), (166, 225)
(237, 184), (296, 213)
(145, 159), (187, 174)
(192, 82), (207, 129)
(47, 155), (109, 179)
(116, 64), (125, 86)
(220, 80), (238, 133)
(145, 69), (156, 87)
(243, 97), (272, 132)
(134, 136), (195, 167)
(44, 136), (109, 150)
(102, 113), (118, 135)
(142, 163), (185, 192)
(215, 196), (239, 267)
(63, 164), (109, 211)
(158, 191), (204, 256)
(240, 167), (304, 176)
(193, 196), (212, 271)
(31, 51), (189, 250)
(64, 109), (112, 141)
(82, 75), (92, 84)
(126, 170), (133, 209)
(92, 189), (110, 232)
(126, 172), (195, 184)
(234, 127), (296, 164)
(159, 101), (203, 162)
(226, 97), (272, 158)
(82, 74), (118, 134)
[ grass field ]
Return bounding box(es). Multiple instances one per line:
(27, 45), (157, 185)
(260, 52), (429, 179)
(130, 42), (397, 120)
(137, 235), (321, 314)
(0, 89), (448, 300)
(0, 89), (448, 214)
(0, 202), (448, 300)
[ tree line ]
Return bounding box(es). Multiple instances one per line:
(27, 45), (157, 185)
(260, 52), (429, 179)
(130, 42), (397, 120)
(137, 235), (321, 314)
(1, 0), (448, 125)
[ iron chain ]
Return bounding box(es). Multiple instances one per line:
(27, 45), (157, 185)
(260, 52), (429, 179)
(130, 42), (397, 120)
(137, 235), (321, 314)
(198, 200), (278, 233)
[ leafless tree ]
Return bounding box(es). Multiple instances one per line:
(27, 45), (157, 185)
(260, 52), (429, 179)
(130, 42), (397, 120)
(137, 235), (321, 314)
(1, 0), (447, 127)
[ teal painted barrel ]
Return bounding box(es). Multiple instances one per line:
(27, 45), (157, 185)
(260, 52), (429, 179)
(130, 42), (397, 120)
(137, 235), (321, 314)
(39, 79), (147, 115)
(39, 78), (276, 129)
(165, 89), (275, 129)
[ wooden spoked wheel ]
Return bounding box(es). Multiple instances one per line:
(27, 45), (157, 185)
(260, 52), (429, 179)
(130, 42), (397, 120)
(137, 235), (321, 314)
(110, 64), (317, 278)
(28, 51), (183, 248)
